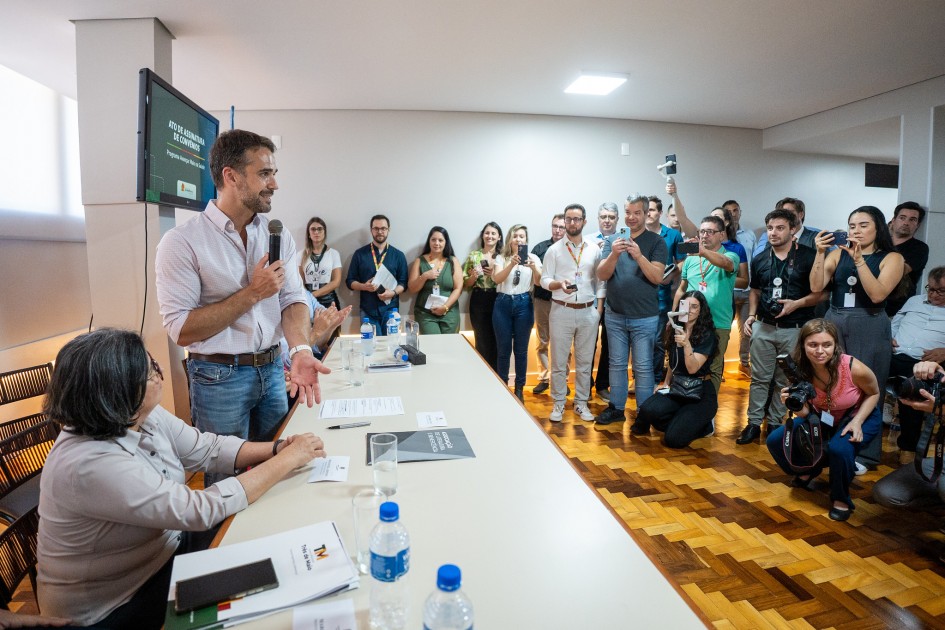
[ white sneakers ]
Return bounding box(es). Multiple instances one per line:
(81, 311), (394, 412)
(550, 403), (564, 422)
(550, 403), (594, 422)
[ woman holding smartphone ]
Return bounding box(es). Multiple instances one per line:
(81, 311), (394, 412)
(463, 222), (503, 371)
(491, 224), (542, 400)
(634, 291), (718, 447)
(810, 206), (903, 471)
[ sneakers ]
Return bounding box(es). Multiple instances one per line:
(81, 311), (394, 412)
(594, 405), (625, 425)
(574, 404), (595, 421)
(854, 461), (868, 476)
(629, 421), (649, 435)
(550, 403), (564, 423)
(533, 381), (549, 395)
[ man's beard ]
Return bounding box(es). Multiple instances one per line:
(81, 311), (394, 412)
(240, 187), (272, 214)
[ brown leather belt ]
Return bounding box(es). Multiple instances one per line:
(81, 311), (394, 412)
(188, 345), (280, 367)
(552, 298), (595, 310)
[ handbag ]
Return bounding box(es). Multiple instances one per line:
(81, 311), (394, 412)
(669, 373), (703, 400)
(781, 413), (826, 471)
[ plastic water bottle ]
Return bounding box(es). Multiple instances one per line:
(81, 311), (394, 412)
(360, 317), (376, 356)
(422, 564), (473, 630)
(391, 346), (409, 362)
(386, 308), (403, 347)
(369, 502), (410, 629)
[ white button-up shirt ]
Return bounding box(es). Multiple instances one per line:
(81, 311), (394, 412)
(540, 237), (605, 303)
(155, 201), (308, 354)
(891, 294), (945, 359)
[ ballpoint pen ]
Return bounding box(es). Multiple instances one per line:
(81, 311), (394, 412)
(327, 421), (372, 430)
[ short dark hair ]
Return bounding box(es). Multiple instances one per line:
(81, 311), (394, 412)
(927, 265), (945, 285)
(722, 199), (739, 209)
(764, 208), (798, 230)
(370, 214), (390, 228)
(894, 201), (926, 224)
(776, 197), (806, 217)
(44, 329), (149, 439)
(564, 204), (586, 219)
(478, 221), (504, 251)
(209, 129), (276, 188)
(700, 215), (726, 232)
(712, 206), (736, 241)
(647, 196), (663, 212)
(421, 226), (456, 259)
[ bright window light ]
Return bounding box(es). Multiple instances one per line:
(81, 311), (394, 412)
(564, 73), (627, 96)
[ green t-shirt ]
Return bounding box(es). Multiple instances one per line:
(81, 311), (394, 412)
(680, 248), (740, 329)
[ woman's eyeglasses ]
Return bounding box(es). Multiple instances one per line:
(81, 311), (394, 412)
(148, 354), (164, 381)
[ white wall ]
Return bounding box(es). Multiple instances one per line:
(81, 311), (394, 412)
(195, 108), (895, 332)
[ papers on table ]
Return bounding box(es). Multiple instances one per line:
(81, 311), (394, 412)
(365, 428), (475, 464)
(165, 522), (359, 630)
(417, 411), (447, 429)
(318, 397), (405, 419)
(292, 599), (356, 630)
(307, 456), (350, 483)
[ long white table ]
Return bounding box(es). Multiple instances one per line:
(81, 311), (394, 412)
(220, 334), (705, 628)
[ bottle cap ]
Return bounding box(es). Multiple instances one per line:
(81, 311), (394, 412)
(362, 317), (370, 323)
(379, 501), (399, 522)
(436, 564), (461, 591)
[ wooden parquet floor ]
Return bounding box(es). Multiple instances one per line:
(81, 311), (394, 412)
(526, 365), (945, 629)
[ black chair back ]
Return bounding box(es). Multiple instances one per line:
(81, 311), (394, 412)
(0, 413), (49, 443)
(0, 421), (60, 500)
(0, 364), (53, 406)
(0, 506), (39, 609)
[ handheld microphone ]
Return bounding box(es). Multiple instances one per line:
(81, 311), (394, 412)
(268, 220), (283, 265)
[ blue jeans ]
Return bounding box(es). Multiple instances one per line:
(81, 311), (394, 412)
(605, 308), (658, 410)
(492, 293), (534, 387)
(766, 406), (882, 509)
(188, 358), (288, 486)
(360, 302), (399, 335)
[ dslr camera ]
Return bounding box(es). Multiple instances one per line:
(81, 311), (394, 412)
(776, 353), (817, 413)
(887, 374), (943, 406)
(763, 295), (784, 317)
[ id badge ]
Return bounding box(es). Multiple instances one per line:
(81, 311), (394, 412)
(843, 292), (856, 308)
(772, 287), (783, 299)
(698, 281), (708, 293)
(432, 284), (441, 297)
(821, 410), (835, 427)
(574, 271), (584, 285)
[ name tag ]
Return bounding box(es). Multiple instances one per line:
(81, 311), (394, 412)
(843, 293), (856, 308)
(821, 410), (835, 427)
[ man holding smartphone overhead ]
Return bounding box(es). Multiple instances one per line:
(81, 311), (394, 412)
(594, 193), (667, 426)
(735, 209), (821, 445)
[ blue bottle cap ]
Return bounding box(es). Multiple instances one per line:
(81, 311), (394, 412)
(436, 564), (461, 591)
(379, 501), (399, 522)
(362, 317), (370, 323)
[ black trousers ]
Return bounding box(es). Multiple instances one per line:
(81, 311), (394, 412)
(469, 288), (498, 372)
(637, 380), (718, 449)
(594, 318), (610, 390)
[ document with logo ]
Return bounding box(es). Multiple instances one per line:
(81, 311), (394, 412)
(365, 428), (475, 464)
(165, 521), (359, 630)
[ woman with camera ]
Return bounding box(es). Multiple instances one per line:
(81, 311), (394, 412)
(632, 291), (718, 447)
(765, 319), (883, 521)
(810, 206), (904, 471)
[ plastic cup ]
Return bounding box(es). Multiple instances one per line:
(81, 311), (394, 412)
(351, 489), (385, 575)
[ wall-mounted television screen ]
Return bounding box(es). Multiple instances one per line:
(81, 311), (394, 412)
(136, 68), (219, 211)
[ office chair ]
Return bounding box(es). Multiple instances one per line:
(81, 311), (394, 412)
(0, 421), (60, 525)
(0, 364), (53, 406)
(0, 506), (40, 609)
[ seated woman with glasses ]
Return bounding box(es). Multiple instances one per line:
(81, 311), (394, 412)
(407, 226), (464, 334)
(37, 329), (325, 629)
(491, 224), (542, 400)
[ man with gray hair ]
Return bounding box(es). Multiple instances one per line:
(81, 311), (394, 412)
(588, 202), (619, 402)
(595, 193), (667, 425)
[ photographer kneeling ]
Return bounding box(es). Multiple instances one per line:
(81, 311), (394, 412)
(765, 319), (883, 521)
(873, 361), (945, 509)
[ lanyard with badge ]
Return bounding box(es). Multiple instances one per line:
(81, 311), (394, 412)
(697, 256), (709, 293)
(567, 241), (586, 298)
(371, 244), (388, 271)
(769, 244), (795, 301)
(843, 253), (863, 308)
(430, 259), (444, 297)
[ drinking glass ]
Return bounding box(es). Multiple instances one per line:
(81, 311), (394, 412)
(370, 433), (398, 496)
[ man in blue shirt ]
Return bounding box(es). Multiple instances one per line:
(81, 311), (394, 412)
(345, 214), (408, 331)
(645, 195), (685, 382)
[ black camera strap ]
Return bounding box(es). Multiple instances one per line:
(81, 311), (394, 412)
(913, 411), (945, 483)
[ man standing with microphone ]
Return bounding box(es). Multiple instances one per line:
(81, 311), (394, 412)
(156, 130), (327, 484)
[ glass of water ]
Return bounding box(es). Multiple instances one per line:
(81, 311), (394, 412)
(370, 433), (398, 496)
(348, 347), (366, 387)
(339, 338), (353, 370)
